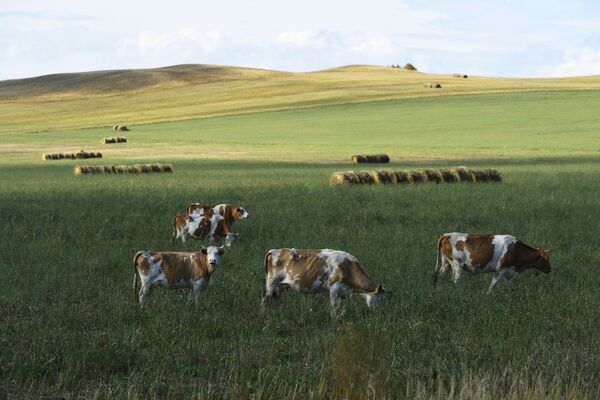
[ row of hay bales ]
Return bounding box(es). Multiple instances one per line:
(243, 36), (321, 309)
(102, 137), (127, 144)
(112, 125), (129, 131)
(74, 164), (173, 175)
(424, 82), (442, 88)
(330, 167), (501, 186)
(43, 150), (102, 160)
(351, 154), (390, 163)
(452, 73), (468, 78)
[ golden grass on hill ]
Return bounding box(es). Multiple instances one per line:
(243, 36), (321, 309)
(74, 163), (173, 175)
(43, 150), (102, 160)
(330, 167), (501, 186)
(102, 137), (127, 144)
(4, 64), (600, 135)
(351, 154), (390, 163)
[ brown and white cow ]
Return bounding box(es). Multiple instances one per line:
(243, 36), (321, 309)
(187, 203), (249, 226)
(434, 233), (552, 293)
(133, 246), (225, 306)
(261, 248), (387, 313)
(173, 211), (239, 246)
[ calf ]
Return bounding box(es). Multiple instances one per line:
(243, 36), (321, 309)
(261, 248), (387, 313)
(133, 246), (225, 306)
(434, 232), (552, 293)
(173, 212), (238, 246)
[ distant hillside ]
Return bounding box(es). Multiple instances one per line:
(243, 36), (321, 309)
(1, 63), (600, 134)
(0, 64), (283, 100)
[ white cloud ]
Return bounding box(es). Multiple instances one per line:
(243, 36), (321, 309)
(349, 37), (401, 57)
(536, 47), (600, 77)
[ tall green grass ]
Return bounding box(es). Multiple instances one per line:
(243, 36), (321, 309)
(1, 158), (600, 398)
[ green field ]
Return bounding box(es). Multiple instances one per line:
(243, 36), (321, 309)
(1, 72), (600, 399)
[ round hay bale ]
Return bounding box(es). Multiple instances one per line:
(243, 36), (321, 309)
(133, 165), (143, 174)
(42, 153), (48, 160)
(162, 164), (174, 173)
(410, 169), (427, 183)
(424, 169), (443, 183)
(113, 125), (119, 131)
(424, 82), (442, 89)
(453, 167), (475, 182)
(141, 164), (151, 173)
(483, 168), (502, 182)
(356, 171), (375, 184)
(330, 171), (348, 185)
(395, 170), (412, 184)
(377, 170), (396, 184)
(404, 63), (417, 71)
(118, 126), (129, 131)
(74, 166), (85, 175)
(370, 170), (382, 184)
(151, 164), (161, 172)
(117, 137), (127, 143)
(439, 169), (459, 183)
(115, 165), (125, 174)
(103, 165), (112, 173)
(368, 154), (390, 163)
(351, 155), (367, 163)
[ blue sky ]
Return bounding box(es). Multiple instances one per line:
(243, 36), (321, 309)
(1, 0), (600, 80)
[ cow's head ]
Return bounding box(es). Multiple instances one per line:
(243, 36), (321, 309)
(234, 206), (249, 220)
(201, 246), (225, 269)
(534, 248), (552, 274)
(364, 284), (388, 309)
(224, 232), (240, 247)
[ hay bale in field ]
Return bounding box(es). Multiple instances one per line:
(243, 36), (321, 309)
(162, 164), (174, 173)
(351, 154), (390, 163)
(452, 73), (468, 78)
(376, 170), (396, 184)
(102, 137), (126, 144)
(452, 166), (475, 182)
(439, 168), (459, 183)
(394, 170), (412, 184)
(118, 125), (129, 131)
(404, 63), (417, 71)
(424, 82), (442, 89)
(330, 167), (501, 186)
(424, 168), (443, 183)
(113, 125), (119, 131)
(74, 163), (175, 176)
(140, 164), (151, 173)
(151, 164), (161, 172)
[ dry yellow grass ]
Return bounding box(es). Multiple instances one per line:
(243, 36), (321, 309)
(2, 64), (600, 134)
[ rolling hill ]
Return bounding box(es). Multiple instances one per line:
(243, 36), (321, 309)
(2, 64), (600, 134)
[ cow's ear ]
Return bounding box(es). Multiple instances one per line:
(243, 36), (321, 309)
(218, 246), (225, 255)
(201, 247), (207, 255)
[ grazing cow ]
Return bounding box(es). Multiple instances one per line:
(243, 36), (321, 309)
(187, 203), (249, 226)
(261, 248), (387, 313)
(133, 246), (225, 306)
(173, 211), (238, 246)
(433, 233), (552, 293)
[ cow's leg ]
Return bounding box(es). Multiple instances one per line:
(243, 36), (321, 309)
(487, 273), (504, 294)
(192, 278), (209, 306)
(329, 282), (345, 317)
(138, 284), (151, 306)
(451, 263), (462, 285)
(261, 274), (282, 308)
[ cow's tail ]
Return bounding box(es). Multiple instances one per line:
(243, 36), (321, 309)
(261, 251), (273, 300)
(133, 251), (144, 303)
(433, 236), (444, 288)
(172, 216), (178, 241)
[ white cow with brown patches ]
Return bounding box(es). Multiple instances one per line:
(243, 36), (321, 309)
(434, 233), (552, 293)
(187, 203), (249, 226)
(173, 211), (239, 246)
(133, 246), (225, 306)
(261, 248), (387, 313)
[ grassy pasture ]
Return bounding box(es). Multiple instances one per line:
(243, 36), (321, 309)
(1, 90), (600, 398)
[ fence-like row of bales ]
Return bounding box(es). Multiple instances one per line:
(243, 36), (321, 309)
(43, 150), (102, 160)
(74, 164), (173, 175)
(330, 167), (502, 186)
